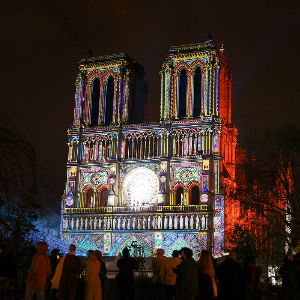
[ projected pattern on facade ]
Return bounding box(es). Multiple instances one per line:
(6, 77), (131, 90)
(61, 39), (237, 256)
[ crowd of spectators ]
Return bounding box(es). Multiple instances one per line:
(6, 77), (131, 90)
(1, 241), (300, 299)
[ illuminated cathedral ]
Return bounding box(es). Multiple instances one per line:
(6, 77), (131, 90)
(61, 39), (237, 256)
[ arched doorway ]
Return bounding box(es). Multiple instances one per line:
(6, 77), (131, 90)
(100, 188), (108, 207)
(175, 186), (184, 205)
(190, 185), (200, 205)
(85, 188), (94, 208)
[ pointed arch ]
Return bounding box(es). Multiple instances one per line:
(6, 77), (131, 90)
(189, 184), (200, 205)
(175, 186), (184, 206)
(96, 185), (109, 207)
(83, 186), (94, 208)
(178, 69), (187, 118)
(193, 67), (202, 117)
(80, 82), (86, 123)
(86, 70), (101, 85)
(90, 78), (100, 126)
(104, 76), (114, 125)
(103, 70), (117, 81)
(100, 188), (109, 207)
(174, 62), (190, 73)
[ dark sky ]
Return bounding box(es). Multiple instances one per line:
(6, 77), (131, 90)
(1, 0), (300, 207)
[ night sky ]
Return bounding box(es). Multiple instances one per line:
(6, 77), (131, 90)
(1, 1), (300, 209)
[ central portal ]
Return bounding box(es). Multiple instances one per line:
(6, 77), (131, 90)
(123, 167), (159, 206)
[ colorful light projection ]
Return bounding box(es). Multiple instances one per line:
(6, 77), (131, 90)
(213, 195), (225, 254)
(171, 162), (201, 186)
(62, 41), (236, 257)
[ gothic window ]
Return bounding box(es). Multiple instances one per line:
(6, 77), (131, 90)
(193, 67), (202, 117)
(105, 77), (114, 125)
(91, 78), (100, 126)
(85, 188), (94, 208)
(149, 137), (154, 157)
(134, 139), (138, 157)
(126, 139), (130, 158)
(206, 70), (210, 115)
(81, 83), (86, 123)
(130, 139), (133, 158)
(175, 186), (184, 205)
(190, 185), (200, 205)
(178, 69), (187, 118)
(179, 137), (183, 156)
(144, 137), (149, 158)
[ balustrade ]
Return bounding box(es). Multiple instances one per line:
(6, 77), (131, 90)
(65, 204), (207, 214)
(62, 212), (208, 232)
(122, 130), (172, 160)
(171, 130), (204, 158)
(69, 127), (217, 163)
(78, 138), (115, 162)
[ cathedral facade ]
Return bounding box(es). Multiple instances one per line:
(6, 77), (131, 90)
(61, 39), (237, 256)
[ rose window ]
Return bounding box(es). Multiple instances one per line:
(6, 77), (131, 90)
(123, 167), (159, 206)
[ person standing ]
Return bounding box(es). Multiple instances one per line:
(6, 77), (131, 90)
(152, 248), (169, 300)
(47, 248), (60, 299)
(49, 249), (60, 276)
(57, 244), (82, 300)
(217, 250), (243, 300)
(85, 250), (102, 300)
(116, 247), (138, 300)
(25, 241), (51, 300)
(197, 250), (218, 300)
(165, 250), (182, 300)
(95, 250), (107, 299)
(175, 247), (199, 300)
(242, 256), (261, 300)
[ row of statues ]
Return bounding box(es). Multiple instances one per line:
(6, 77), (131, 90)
(68, 132), (214, 162)
(68, 140), (114, 162)
(62, 214), (208, 231)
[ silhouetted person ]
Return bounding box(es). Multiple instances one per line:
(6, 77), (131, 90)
(85, 250), (102, 300)
(47, 248), (60, 299)
(175, 247), (199, 300)
(25, 241), (51, 300)
(116, 247), (138, 300)
(95, 250), (107, 299)
(217, 250), (243, 300)
(165, 250), (181, 300)
(197, 250), (218, 300)
(50, 249), (60, 274)
(57, 244), (82, 300)
(152, 248), (169, 300)
(242, 256), (260, 300)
